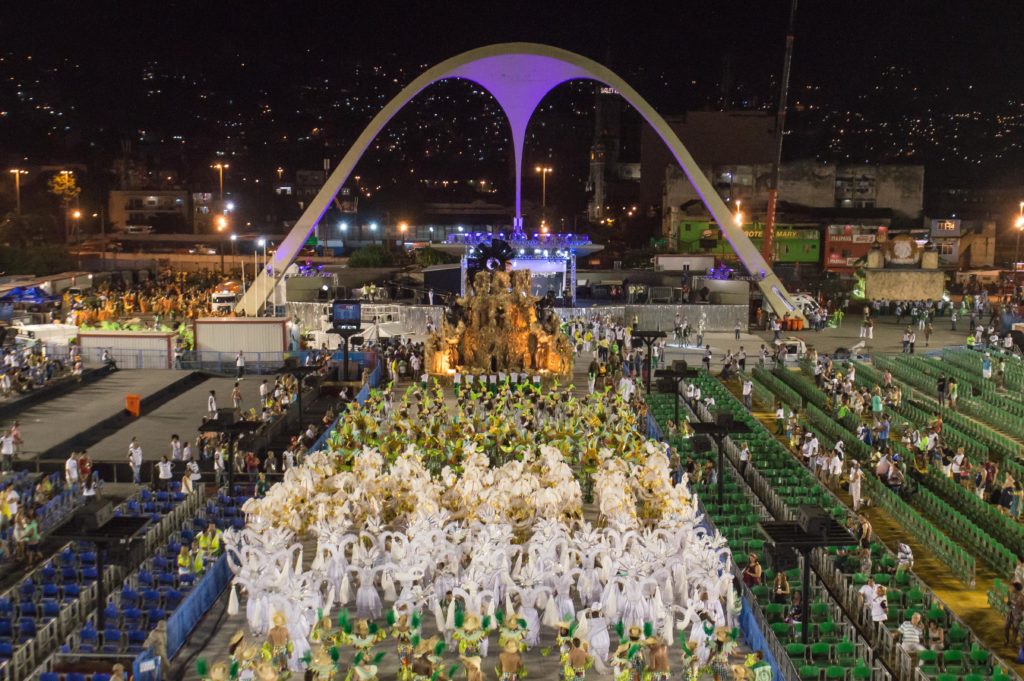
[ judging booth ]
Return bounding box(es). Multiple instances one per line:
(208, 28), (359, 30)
(193, 317), (291, 373)
(77, 330), (176, 369)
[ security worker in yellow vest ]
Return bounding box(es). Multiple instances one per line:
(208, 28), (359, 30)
(190, 540), (205, 576)
(198, 522), (222, 558)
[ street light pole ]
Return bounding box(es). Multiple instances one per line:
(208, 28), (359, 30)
(1014, 202), (1024, 282)
(212, 163), (229, 202)
(8, 169), (26, 216)
(535, 166), (553, 214)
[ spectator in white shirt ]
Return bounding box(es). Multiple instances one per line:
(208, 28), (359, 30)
(129, 438), (143, 484)
(870, 586), (889, 623)
(207, 390), (218, 419)
(65, 453), (80, 486)
(235, 351), (245, 378)
(156, 455), (173, 491)
(898, 613), (925, 653)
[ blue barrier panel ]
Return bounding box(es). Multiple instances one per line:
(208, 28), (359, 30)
(166, 556), (231, 658)
(646, 412), (663, 441)
(738, 596), (781, 679)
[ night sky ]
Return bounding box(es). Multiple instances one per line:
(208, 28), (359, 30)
(3, 0), (1024, 213)
(6, 1), (1024, 109)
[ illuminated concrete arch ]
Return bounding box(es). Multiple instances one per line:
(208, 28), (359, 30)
(238, 42), (803, 318)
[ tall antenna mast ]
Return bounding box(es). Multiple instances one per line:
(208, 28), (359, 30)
(762, 0), (799, 262)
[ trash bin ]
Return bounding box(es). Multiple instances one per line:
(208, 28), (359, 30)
(125, 394), (141, 417)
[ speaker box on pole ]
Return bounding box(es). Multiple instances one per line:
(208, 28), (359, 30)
(797, 504), (830, 537)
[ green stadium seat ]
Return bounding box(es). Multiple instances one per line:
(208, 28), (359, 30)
(799, 664), (822, 681)
(785, 643), (808, 661)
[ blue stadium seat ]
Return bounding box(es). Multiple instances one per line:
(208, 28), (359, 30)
(62, 583), (82, 602)
(126, 628), (148, 653)
(42, 583), (59, 599)
(122, 607), (143, 627)
(164, 590), (183, 609)
(141, 590), (161, 609)
(18, 617), (36, 643)
(101, 628), (122, 653)
(0, 619), (12, 641)
(77, 627), (97, 653)
(81, 566), (99, 582)
(145, 608), (165, 628)
(40, 600), (60, 619)
(120, 588), (139, 607)
(0, 642), (13, 659)
(40, 672), (59, 681)
(158, 573), (176, 587)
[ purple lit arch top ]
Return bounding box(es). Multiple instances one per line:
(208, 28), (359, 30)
(237, 43), (802, 318)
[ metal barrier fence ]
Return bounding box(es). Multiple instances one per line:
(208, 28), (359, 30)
(557, 304), (748, 332)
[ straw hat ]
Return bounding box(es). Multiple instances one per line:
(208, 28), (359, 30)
(627, 625), (642, 640)
(229, 630), (245, 647)
(460, 655), (482, 672)
(414, 636), (439, 657)
(271, 611), (287, 627)
(238, 644), (259, 662)
(354, 619), (370, 637)
(352, 665), (378, 680)
(462, 613), (481, 632)
(502, 640), (519, 654)
(254, 662), (279, 681)
(208, 662), (229, 681)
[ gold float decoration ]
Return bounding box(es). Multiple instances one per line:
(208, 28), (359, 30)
(426, 269), (572, 377)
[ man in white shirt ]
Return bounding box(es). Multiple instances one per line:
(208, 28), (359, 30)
(213, 447), (226, 489)
(65, 452), (80, 486)
(129, 438), (143, 484)
(738, 444), (751, 475)
(741, 379), (753, 409)
(156, 455), (173, 491)
(187, 460), (201, 485)
(0, 428), (15, 472)
(235, 351), (246, 378)
(208, 390), (218, 419)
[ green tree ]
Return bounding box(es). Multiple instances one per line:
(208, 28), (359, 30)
(414, 247), (457, 267)
(348, 245), (394, 267)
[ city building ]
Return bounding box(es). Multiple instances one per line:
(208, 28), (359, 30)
(107, 189), (189, 232)
(928, 217), (996, 269)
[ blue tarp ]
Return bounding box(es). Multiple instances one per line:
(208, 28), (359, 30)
(0, 286), (57, 304)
